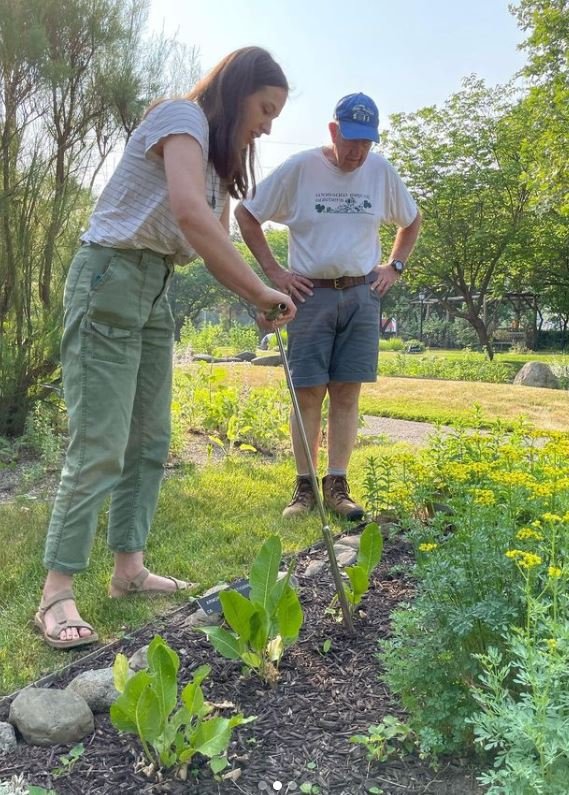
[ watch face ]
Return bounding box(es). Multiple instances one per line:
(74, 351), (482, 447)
(391, 259), (404, 273)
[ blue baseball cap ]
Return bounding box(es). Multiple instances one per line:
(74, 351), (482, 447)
(334, 93), (379, 142)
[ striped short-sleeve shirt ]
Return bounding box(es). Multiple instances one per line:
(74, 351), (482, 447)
(82, 99), (227, 265)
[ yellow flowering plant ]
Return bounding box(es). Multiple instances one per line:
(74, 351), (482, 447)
(369, 420), (569, 762)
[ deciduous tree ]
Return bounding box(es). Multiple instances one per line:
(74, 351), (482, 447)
(384, 79), (531, 358)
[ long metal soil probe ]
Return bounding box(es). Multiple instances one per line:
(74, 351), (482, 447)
(269, 307), (355, 635)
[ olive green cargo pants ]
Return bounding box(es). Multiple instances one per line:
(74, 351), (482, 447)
(44, 243), (174, 573)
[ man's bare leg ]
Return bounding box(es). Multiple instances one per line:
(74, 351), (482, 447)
(324, 381), (364, 519)
(327, 381), (362, 470)
(290, 384), (328, 473)
(283, 384), (327, 517)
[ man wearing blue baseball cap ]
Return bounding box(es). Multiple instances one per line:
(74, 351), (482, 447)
(236, 93), (421, 520)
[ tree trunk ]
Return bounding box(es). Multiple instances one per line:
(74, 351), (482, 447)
(469, 315), (494, 360)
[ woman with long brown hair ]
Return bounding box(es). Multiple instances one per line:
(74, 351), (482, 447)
(36, 46), (294, 649)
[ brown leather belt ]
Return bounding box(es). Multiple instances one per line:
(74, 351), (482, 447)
(310, 272), (376, 289)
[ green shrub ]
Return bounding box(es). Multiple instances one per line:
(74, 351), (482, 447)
(19, 400), (64, 475)
(471, 627), (569, 794)
(379, 336), (406, 352)
(179, 321), (225, 355)
(171, 365), (290, 455)
(379, 351), (515, 383)
(405, 339), (426, 352)
(178, 321), (260, 357)
(265, 329), (287, 350)
(228, 323), (259, 352)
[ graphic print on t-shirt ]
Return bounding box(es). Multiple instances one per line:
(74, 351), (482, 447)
(314, 191), (373, 214)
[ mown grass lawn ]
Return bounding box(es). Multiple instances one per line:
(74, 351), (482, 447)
(0, 447), (380, 696)
(218, 365), (569, 430)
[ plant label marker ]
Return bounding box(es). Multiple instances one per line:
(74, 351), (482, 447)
(196, 578), (251, 615)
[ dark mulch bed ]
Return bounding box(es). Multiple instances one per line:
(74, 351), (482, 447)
(0, 534), (483, 795)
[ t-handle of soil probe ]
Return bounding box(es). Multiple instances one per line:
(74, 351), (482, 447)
(265, 303), (288, 322)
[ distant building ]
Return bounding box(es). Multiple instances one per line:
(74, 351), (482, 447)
(381, 317), (397, 334)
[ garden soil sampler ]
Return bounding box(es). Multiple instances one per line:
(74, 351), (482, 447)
(268, 307), (356, 634)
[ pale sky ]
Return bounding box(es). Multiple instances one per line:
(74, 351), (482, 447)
(148, 0), (527, 178)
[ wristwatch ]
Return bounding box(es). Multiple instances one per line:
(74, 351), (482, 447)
(389, 259), (405, 274)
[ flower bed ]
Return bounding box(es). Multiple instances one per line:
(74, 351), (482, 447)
(0, 535), (481, 795)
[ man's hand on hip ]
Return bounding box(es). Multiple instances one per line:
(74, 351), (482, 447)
(371, 264), (400, 297)
(270, 267), (313, 303)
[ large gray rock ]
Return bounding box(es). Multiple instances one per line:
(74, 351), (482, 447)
(252, 354), (282, 366)
(513, 361), (560, 389)
(66, 668), (119, 713)
(0, 720), (17, 752)
(9, 688), (94, 746)
(234, 351), (256, 362)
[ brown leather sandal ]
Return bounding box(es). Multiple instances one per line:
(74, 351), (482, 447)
(34, 589), (98, 650)
(109, 566), (193, 598)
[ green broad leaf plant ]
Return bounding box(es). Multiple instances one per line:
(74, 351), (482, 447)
(341, 522), (383, 616)
(200, 535), (303, 685)
(110, 635), (254, 778)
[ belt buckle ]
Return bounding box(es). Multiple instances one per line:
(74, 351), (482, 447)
(333, 277), (343, 290)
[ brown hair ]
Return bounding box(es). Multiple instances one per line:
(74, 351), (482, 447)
(187, 47), (288, 199)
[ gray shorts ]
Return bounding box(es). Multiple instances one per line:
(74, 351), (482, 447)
(287, 283), (380, 387)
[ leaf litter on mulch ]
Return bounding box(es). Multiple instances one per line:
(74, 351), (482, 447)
(0, 533), (483, 795)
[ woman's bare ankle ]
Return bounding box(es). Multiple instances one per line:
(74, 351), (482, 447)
(112, 550), (145, 580)
(42, 570), (74, 601)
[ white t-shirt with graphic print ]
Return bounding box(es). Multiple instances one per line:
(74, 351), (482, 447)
(83, 99), (227, 265)
(243, 148), (417, 278)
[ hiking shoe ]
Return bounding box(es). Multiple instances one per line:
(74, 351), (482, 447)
(322, 475), (364, 521)
(282, 476), (317, 518)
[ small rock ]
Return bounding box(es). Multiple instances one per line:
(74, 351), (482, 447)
(222, 768), (242, 782)
(251, 354), (282, 366)
(9, 688), (94, 746)
(128, 645), (149, 671)
(338, 534), (361, 550)
(335, 547), (358, 567)
(184, 608), (222, 628)
(373, 510), (399, 526)
(67, 668), (119, 713)
(203, 583), (230, 598)
(0, 721), (17, 752)
(303, 560), (326, 578)
(277, 571), (299, 590)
